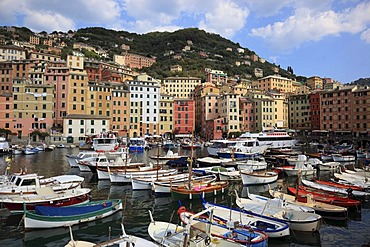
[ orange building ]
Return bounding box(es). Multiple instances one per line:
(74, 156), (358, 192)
(174, 99), (195, 134)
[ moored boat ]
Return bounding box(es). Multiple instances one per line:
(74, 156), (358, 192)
(301, 179), (370, 198)
(240, 170), (278, 185)
(24, 199), (122, 229)
(0, 173), (84, 199)
(286, 186), (360, 209)
(203, 200), (290, 238)
(271, 188), (352, 219)
(170, 180), (228, 200)
(0, 187), (91, 212)
(235, 192), (322, 232)
(178, 206), (269, 246)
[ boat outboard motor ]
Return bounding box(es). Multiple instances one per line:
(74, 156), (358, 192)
(346, 188), (354, 199)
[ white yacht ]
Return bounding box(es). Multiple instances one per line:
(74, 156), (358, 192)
(241, 127), (298, 148)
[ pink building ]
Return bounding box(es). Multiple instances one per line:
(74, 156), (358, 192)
(174, 99), (195, 134)
(44, 62), (70, 129)
(205, 118), (223, 140)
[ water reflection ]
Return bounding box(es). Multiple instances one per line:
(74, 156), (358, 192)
(0, 147), (369, 247)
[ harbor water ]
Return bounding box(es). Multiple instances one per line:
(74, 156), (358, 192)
(0, 147), (369, 247)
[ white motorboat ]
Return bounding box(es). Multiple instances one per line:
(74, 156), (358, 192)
(281, 163), (316, 176)
(236, 191), (322, 232)
(240, 170), (278, 185)
(331, 154), (356, 162)
(0, 173), (84, 199)
(317, 161), (341, 171)
(236, 158), (268, 171)
(109, 167), (177, 183)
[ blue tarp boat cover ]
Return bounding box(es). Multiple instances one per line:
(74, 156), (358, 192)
(35, 201), (112, 216)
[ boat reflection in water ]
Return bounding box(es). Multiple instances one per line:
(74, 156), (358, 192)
(24, 211), (123, 246)
(241, 182), (278, 196)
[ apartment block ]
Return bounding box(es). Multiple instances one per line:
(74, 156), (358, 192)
(159, 94), (174, 137)
(12, 78), (54, 138)
(0, 45), (26, 62)
(174, 99), (195, 134)
(162, 76), (201, 99)
(127, 78), (160, 137)
(111, 82), (130, 137)
(289, 94), (311, 130)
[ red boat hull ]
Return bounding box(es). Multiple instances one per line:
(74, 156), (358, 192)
(2, 193), (90, 212)
(287, 186), (361, 208)
(313, 179), (365, 191)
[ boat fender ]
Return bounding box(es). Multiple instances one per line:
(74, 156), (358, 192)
(103, 203), (107, 207)
(205, 236), (211, 246)
(177, 206), (186, 215)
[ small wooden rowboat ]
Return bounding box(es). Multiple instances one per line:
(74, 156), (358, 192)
(271, 189), (351, 219)
(240, 170), (278, 185)
(178, 206), (268, 247)
(287, 186), (361, 208)
(314, 179), (366, 191)
(170, 180), (228, 200)
(302, 179), (370, 198)
(24, 199), (122, 229)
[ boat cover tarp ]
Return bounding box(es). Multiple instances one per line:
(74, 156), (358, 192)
(35, 201), (112, 216)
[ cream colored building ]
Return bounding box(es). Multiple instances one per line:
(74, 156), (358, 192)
(218, 93), (240, 136)
(30, 52), (62, 62)
(63, 114), (110, 138)
(245, 90), (274, 131)
(0, 45), (26, 61)
(252, 74), (294, 93)
(162, 76), (201, 99)
(127, 76), (161, 137)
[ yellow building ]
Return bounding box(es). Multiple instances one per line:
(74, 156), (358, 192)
(67, 55), (88, 116)
(12, 78), (54, 138)
(162, 76), (201, 99)
(245, 90), (274, 131)
(306, 76), (323, 90)
(252, 75), (294, 93)
(111, 82), (130, 137)
(159, 94), (174, 137)
(288, 94), (311, 130)
(269, 91), (288, 128)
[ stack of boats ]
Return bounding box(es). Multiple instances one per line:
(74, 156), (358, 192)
(0, 172), (91, 212)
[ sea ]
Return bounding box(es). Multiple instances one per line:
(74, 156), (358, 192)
(0, 147), (369, 247)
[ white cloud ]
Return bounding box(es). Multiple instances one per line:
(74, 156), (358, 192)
(361, 28), (370, 43)
(199, 1), (249, 38)
(23, 10), (76, 32)
(250, 1), (370, 51)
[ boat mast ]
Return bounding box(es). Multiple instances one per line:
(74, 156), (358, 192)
(188, 132), (194, 189)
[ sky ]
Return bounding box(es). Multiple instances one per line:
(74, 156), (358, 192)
(1, 0), (370, 83)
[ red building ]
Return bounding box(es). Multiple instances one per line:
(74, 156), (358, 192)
(174, 99), (195, 134)
(310, 92), (321, 130)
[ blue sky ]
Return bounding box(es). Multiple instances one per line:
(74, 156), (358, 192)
(1, 0), (370, 83)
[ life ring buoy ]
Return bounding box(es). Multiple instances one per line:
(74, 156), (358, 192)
(177, 206), (186, 215)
